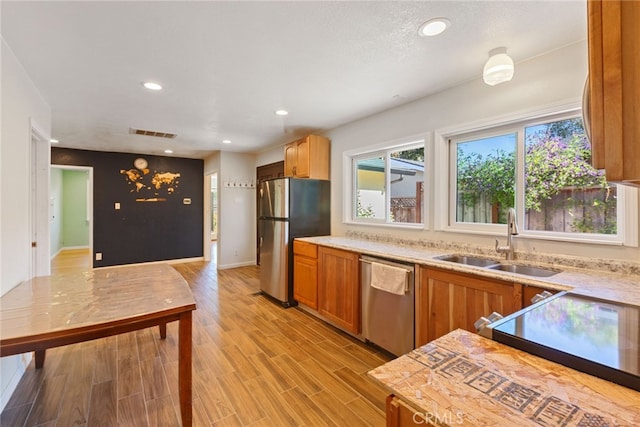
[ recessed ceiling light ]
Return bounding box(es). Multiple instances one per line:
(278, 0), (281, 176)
(222, 139), (232, 144)
(274, 110), (289, 116)
(142, 81), (163, 91)
(50, 139), (59, 143)
(164, 149), (173, 154)
(418, 18), (450, 37)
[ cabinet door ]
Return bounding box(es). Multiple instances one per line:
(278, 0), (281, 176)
(417, 267), (522, 345)
(386, 395), (434, 427)
(295, 138), (310, 178)
(588, 0), (640, 183)
(284, 142), (297, 177)
(318, 246), (360, 333)
(293, 255), (318, 309)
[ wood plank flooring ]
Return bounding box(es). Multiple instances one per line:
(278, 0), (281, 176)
(50, 248), (92, 275)
(1, 248), (392, 426)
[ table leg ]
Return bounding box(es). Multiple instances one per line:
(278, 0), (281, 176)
(159, 322), (167, 339)
(178, 311), (193, 427)
(35, 350), (46, 369)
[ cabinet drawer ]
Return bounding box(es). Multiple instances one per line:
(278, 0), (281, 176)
(293, 240), (317, 258)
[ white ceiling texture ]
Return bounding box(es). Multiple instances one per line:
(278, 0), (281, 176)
(1, 1), (586, 159)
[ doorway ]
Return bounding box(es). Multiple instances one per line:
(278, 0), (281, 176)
(204, 171), (219, 263)
(29, 120), (51, 277)
(49, 165), (93, 271)
(211, 173), (218, 241)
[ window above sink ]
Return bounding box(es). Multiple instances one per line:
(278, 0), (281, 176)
(433, 105), (638, 247)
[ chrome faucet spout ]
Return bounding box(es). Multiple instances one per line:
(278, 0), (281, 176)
(507, 208), (519, 236)
(496, 208), (518, 260)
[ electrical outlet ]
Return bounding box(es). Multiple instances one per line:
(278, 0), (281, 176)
(234, 250), (238, 256)
(115, 202), (120, 210)
(95, 252), (102, 261)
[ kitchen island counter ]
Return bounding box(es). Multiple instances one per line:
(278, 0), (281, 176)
(368, 329), (640, 426)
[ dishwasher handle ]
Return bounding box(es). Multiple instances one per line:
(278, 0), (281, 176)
(359, 256), (414, 273)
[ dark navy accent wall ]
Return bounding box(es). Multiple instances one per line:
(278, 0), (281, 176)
(52, 148), (204, 267)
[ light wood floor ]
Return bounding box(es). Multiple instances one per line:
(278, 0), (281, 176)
(50, 247), (92, 275)
(2, 248), (392, 426)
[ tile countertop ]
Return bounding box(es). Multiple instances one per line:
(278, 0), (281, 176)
(297, 236), (640, 307)
(368, 329), (640, 426)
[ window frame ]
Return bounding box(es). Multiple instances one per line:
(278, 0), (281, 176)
(343, 135), (428, 229)
(448, 123), (522, 234)
(436, 104), (636, 246)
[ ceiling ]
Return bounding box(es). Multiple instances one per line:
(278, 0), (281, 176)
(1, 1), (587, 159)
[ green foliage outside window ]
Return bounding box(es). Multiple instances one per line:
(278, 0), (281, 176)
(455, 118), (616, 234)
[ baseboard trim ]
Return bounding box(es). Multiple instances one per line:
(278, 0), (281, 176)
(217, 261), (256, 270)
(51, 246), (90, 260)
(0, 353), (32, 412)
(94, 257), (205, 270)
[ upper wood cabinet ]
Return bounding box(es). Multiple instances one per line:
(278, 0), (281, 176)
(587, 0), (640, 184)
(416, 267), (523, 346)
(284, 135), (330, 180)
(317, 246), (360, 334)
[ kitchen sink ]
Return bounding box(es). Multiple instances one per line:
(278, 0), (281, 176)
(437, 254), (561, 277)
(488, 264), (559, 277)
(437, 255), (499, 268)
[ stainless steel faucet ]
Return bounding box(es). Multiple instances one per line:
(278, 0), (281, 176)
(495, 208), (519, 260)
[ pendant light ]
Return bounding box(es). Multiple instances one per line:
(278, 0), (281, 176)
(483, 47), (514, 86)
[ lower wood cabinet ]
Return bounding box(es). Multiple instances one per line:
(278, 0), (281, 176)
(386, 395), (436, 427)
(416, 267), (523, 346)
(317, 246), (360, 334)
(293, 241), (319, 309)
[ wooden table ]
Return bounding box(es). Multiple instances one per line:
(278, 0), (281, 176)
(0, 263), (197, 426)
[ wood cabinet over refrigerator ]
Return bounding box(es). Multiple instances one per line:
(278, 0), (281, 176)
(587, 0), (640, 185)
(284, 135), (330, 180)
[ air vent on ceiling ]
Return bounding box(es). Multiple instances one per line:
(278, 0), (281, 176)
(129, 128), (177, 139)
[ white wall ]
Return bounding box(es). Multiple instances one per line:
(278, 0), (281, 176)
(210, 151), (258, 269)
(326, 40), (640, 263)
(255, 145), (285, 167)
(1, 38), (52, 410)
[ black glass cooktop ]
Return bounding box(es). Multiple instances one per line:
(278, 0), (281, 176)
(492, 292), (640, 392)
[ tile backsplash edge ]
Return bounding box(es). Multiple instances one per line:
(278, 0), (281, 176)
(345, 230), (640, 275)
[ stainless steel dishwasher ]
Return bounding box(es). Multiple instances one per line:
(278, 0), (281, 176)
(360, 255), (415, 357)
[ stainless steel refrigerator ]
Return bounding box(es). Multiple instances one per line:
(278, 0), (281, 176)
(258, 177), (330, 307)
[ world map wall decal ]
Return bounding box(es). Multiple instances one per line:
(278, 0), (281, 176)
(120, 158), (181, 202)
